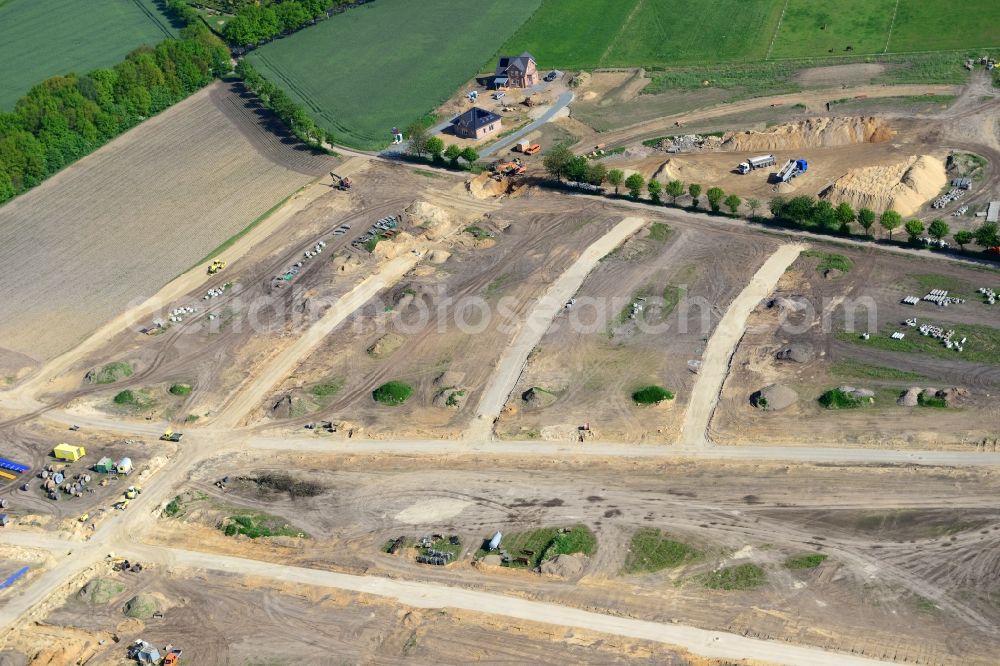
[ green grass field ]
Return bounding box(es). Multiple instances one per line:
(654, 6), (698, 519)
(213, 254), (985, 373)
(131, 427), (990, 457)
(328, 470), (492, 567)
(502, 0), (1000, 69)
(247, 0), (541, 149)
(0, 0), (178, 109)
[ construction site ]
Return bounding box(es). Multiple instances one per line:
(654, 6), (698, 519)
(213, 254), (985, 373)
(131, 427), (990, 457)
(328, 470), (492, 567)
(2, 35), (1000, 666)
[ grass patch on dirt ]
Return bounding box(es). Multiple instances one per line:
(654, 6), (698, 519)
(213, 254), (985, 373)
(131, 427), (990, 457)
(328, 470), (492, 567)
(802, 250), (853, 274)
(87, 362), (133, 385)
(623, 528), (701, 574)
(372, 381), (413, 406)
(309, 380), (342, 399)
(908, 272), (975, 299)
(917, 392), (948, 408)
(784, 553), (827, 569)
(168, 383), (192, 396)
(699, 563), (766, 591)
(632, 385), (675, 405)
(836, 323), (1000, 366)
(661, 285), (686, 317)
(647, 222), (670, 241)
(830, 358), (925, 381)
(817, 387), (866, 409)
(422, 536), (463, 560)
(464, 226), (494, 240)
(479, 525), (596, 568)
(164, 496), (182, 517)
(112, 389), (155, 412)
(219, 512), (306, 539)
(77, 578), (126, 605)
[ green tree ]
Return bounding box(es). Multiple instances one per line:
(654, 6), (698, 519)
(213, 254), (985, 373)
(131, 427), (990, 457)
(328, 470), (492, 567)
(813, 200), (838, 230)
(444, 143), (462, 167)
(406, 122), (430, 158)
(974, 222), (1000, 248)
(879, 210), (902, 240)
(586, 162), (608, 186)
(784, 195), (815, 225)
(460, 146), (478, 164)
(746, 197), (761, 219)
(567, 155), (589, 182)
(647, 179), (662, 203)
(857, 207), (876, 237)
(834, 202), (856, 227)
(928, 218), (950, 241)
(607, 168), (624, 194)
(625, 173), (645, 199)
(706, 186), (724, 212)
(904, 219), (924, 243)
(723, 193), (742, 215)
(425, 136), (445, 160)
(688, 183), (702, 208)
(543, 145), (573, 182)
(276, 1), (310, 33)
(953, 229), (973, 250)
(665, 179), (684, 204)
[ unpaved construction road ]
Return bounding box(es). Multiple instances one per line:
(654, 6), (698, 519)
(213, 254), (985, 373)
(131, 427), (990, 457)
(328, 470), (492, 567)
(678, 243), (805, 446)
(468, 215), (647, 439)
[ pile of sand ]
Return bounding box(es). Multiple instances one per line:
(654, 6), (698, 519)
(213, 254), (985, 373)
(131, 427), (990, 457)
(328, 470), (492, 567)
(406, 200), (450, 226)
(539, 553), (587, 578)
(751, 384), (798, 411)
(820, 155), (946, 217)
(897, 387), (922, 406)
(775, 343), (813, 363)
(716, 116), (894, 152)
(367, 332), (404, 358)
(467, 172), (510, 199)
(331, 253), (362, 274)
(428, 249), (451, 264)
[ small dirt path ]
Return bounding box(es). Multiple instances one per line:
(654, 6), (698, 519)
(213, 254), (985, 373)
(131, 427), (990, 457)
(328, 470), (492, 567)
(466, 216), (647, 439)
(678, 243), (805, 447)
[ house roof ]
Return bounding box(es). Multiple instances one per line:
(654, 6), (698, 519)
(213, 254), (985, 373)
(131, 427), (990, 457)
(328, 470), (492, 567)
(451, 107), (501, 132)
(495, 52), (535, 76)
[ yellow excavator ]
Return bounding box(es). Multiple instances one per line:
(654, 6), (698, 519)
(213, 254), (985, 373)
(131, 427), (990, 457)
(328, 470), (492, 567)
(208, 260), (227, 275)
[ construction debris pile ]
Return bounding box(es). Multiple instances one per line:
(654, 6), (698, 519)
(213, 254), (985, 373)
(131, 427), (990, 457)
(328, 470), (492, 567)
(898, 317), (969, 352)
(932, 186), (968, 209)
(203, 282), (233, 300)
(351, 216), (400, 249)
(273, 238), (330, 286)
(979, 287), (996, 305)
(651, 134), (708, 153)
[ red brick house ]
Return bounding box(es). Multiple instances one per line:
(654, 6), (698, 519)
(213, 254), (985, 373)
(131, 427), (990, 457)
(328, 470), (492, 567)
(494, 52), (538, 88)
(450, 107), (502, 140)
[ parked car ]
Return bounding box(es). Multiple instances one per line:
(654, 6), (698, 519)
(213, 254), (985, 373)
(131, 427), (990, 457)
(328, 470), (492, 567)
(544, 70), (558, 82)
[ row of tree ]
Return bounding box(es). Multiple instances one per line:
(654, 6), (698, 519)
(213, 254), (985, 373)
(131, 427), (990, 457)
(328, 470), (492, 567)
(406, 123), (479, 168)
(222, 0), (354, 46)
(0, 26), (229, 205)
(235, 61), (331, 150)
(540, 150), (1000, 253)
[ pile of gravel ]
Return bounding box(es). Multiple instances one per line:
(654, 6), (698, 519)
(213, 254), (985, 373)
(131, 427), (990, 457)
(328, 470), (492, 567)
(751, 384), (798, 411)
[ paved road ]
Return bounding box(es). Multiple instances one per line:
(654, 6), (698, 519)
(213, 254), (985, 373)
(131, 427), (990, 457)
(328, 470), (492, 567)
(480, 91), (574, 158)
(467, 215), (646, 439)
(123, 544), (890, 666)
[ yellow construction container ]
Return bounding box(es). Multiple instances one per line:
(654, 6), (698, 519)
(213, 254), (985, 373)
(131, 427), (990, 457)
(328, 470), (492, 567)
(53, 443), (86, 462)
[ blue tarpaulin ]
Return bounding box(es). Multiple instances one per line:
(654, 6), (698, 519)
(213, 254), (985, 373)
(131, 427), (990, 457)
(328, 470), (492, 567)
(0, 566), (29, 589)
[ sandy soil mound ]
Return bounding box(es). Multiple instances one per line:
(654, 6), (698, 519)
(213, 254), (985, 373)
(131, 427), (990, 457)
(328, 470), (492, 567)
(898, 387), (921, 406)
(522, 386), (557, 409)
(395, 498), (470, 524)
(433, 387), (467, 409)
(775, 343), (813, 363)
(123, 593), (159, 619)
(717, 117), (894, 152)
(838, 386), (875, 400)
(467, 172), (511, 199)
(821, 155), (946, 217)
(367, 332), (404, 358)
(78, 578), (125, 605)
(751, 384), (798, 411)
(539, 553), (587, 578)
(428, 249), (451, 264)
(331, 253), (362, 273)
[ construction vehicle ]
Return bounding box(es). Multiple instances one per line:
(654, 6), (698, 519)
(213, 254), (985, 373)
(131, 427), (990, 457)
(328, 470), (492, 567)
(160, 430), (183, 442)
(113, 498), (130, 510)
(773, 158), (808, 183)
(736, 154), (776, 174)
(512, 141), (541, 155)
(124, 485), (142, 500)
(78, 513), (89, 523)
(163, 649), (183, 666)
(207, 260), (226, 275)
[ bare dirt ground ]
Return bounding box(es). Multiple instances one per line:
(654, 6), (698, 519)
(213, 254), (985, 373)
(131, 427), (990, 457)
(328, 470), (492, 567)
(1, 565), (700, 665)
(495, 220), (780, 443)
(256, 193), (644, 439)
(0, 81), (336, 369)
(712, 245), (1000, 448)
(144, 451), (1000, 665)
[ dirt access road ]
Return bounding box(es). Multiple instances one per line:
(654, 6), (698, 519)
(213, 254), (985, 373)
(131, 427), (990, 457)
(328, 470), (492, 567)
(122, 543), (889, 666)
(467, 215), (647, 439)
(679, 243), (805, 446)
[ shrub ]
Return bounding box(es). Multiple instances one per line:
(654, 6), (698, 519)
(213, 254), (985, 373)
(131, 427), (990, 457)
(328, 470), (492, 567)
(700, 563), (766, 590)
(818, 388), (864, 409)
(784, 553), (827, 569)
(632, 385), (674, 404)
(113, 390), (136, 405)
(372, 381), (413, 405)
(168, 383), (192, 396)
